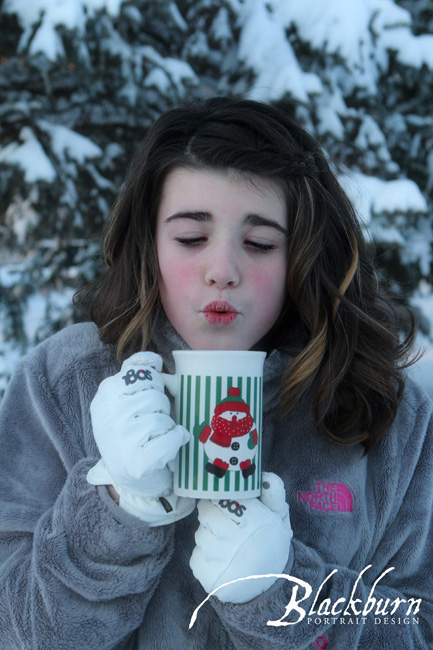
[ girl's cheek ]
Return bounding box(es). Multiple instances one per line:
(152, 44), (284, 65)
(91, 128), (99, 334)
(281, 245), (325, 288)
(249, 262), (286, 296)
(162, 257), (199, 294)
(249, 265), (287, 323)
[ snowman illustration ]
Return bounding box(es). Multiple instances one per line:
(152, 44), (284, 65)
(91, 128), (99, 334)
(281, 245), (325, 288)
(196, 387), (258, 479)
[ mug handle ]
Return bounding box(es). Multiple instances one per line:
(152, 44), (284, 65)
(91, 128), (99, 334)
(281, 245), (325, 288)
(161, 372), (178, 397)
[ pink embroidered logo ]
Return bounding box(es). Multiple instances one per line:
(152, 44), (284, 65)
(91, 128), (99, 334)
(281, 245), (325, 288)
(314, 635), (329, 649)
(298, 481), (353, 512)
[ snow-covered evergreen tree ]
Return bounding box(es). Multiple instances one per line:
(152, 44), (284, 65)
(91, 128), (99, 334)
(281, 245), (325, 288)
(1, 0), (433, 394)
(0, 0), (200, 390)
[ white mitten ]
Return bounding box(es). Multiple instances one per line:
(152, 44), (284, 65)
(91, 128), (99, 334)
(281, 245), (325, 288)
(190, 472), (293, 603)
(87, 351), (191, 498)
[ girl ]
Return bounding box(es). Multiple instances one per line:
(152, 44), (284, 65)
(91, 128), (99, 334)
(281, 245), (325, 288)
(0, 97), (432, 649)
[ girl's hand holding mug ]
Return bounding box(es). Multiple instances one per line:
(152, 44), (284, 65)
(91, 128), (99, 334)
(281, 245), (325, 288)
(190, 472), (293, 603)
(86, 351), (195, 526)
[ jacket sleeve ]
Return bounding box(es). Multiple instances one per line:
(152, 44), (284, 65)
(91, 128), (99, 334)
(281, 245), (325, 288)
(200, 403), (433, 649)
(0, 349), (174, 650)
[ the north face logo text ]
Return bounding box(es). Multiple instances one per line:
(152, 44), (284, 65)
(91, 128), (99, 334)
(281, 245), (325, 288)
(298, 482), (353, 512)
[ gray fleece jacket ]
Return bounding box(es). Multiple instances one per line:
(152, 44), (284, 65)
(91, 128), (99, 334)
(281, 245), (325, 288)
(0, 319), (432, 650)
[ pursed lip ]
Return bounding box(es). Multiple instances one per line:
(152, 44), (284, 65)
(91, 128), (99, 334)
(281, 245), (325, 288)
(203, 300), (238, 314)
(202, 301), (239, 327)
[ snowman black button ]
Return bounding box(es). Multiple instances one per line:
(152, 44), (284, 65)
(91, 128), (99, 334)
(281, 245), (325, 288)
(231, 442), (240, 451)
(229, 457), (239, 465)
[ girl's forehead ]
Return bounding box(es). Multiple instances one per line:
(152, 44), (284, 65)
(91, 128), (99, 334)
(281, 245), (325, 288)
(163, 164), (283, 190)
(158, 165), (287, 216)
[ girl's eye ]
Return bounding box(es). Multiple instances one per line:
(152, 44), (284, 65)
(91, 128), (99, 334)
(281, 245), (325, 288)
(175, 237), (206, 247)
(174, 237), (276, 252)
(245, 240), (276, 252)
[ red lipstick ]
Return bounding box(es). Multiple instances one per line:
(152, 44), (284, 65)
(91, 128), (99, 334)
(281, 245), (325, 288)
(203, 301), (238, 326)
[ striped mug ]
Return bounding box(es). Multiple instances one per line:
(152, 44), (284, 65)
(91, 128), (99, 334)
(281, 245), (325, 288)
(163, 350), (266, 499)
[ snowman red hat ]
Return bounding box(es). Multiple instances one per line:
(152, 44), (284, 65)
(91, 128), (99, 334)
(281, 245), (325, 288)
(213, 387), (251, 417)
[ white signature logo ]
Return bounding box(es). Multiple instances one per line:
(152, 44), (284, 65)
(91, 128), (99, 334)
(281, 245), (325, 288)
(189, 565), (421, 629)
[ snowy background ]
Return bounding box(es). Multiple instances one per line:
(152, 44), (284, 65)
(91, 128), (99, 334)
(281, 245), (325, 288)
(1, 0), (433, 397)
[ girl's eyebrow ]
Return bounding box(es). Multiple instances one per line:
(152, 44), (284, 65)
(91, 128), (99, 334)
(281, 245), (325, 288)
(164, 211), (211, 224)
(244, 212), (287, 235)
(164, 211), (288, 235)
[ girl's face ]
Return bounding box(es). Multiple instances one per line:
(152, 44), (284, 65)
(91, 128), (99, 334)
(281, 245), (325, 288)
(156, 167), (288, 350)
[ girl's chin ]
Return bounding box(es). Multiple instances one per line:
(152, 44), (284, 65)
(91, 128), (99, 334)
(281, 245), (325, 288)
(180, 320), (258, 351)
(186, 333), (253, 351)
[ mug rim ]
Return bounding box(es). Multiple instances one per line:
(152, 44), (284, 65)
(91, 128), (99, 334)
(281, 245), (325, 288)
(171, 349), (266, 357)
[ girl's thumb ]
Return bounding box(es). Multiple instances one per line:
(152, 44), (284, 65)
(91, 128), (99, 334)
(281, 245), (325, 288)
(259, 471), (290, 522)
(86, 458), (113, 486)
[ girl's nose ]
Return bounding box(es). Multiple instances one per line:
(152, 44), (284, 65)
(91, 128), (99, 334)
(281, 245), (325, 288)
(204, 243), (240, 289)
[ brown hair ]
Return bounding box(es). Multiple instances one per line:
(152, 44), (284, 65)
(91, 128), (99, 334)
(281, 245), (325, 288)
(74, 96), (417, 451)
